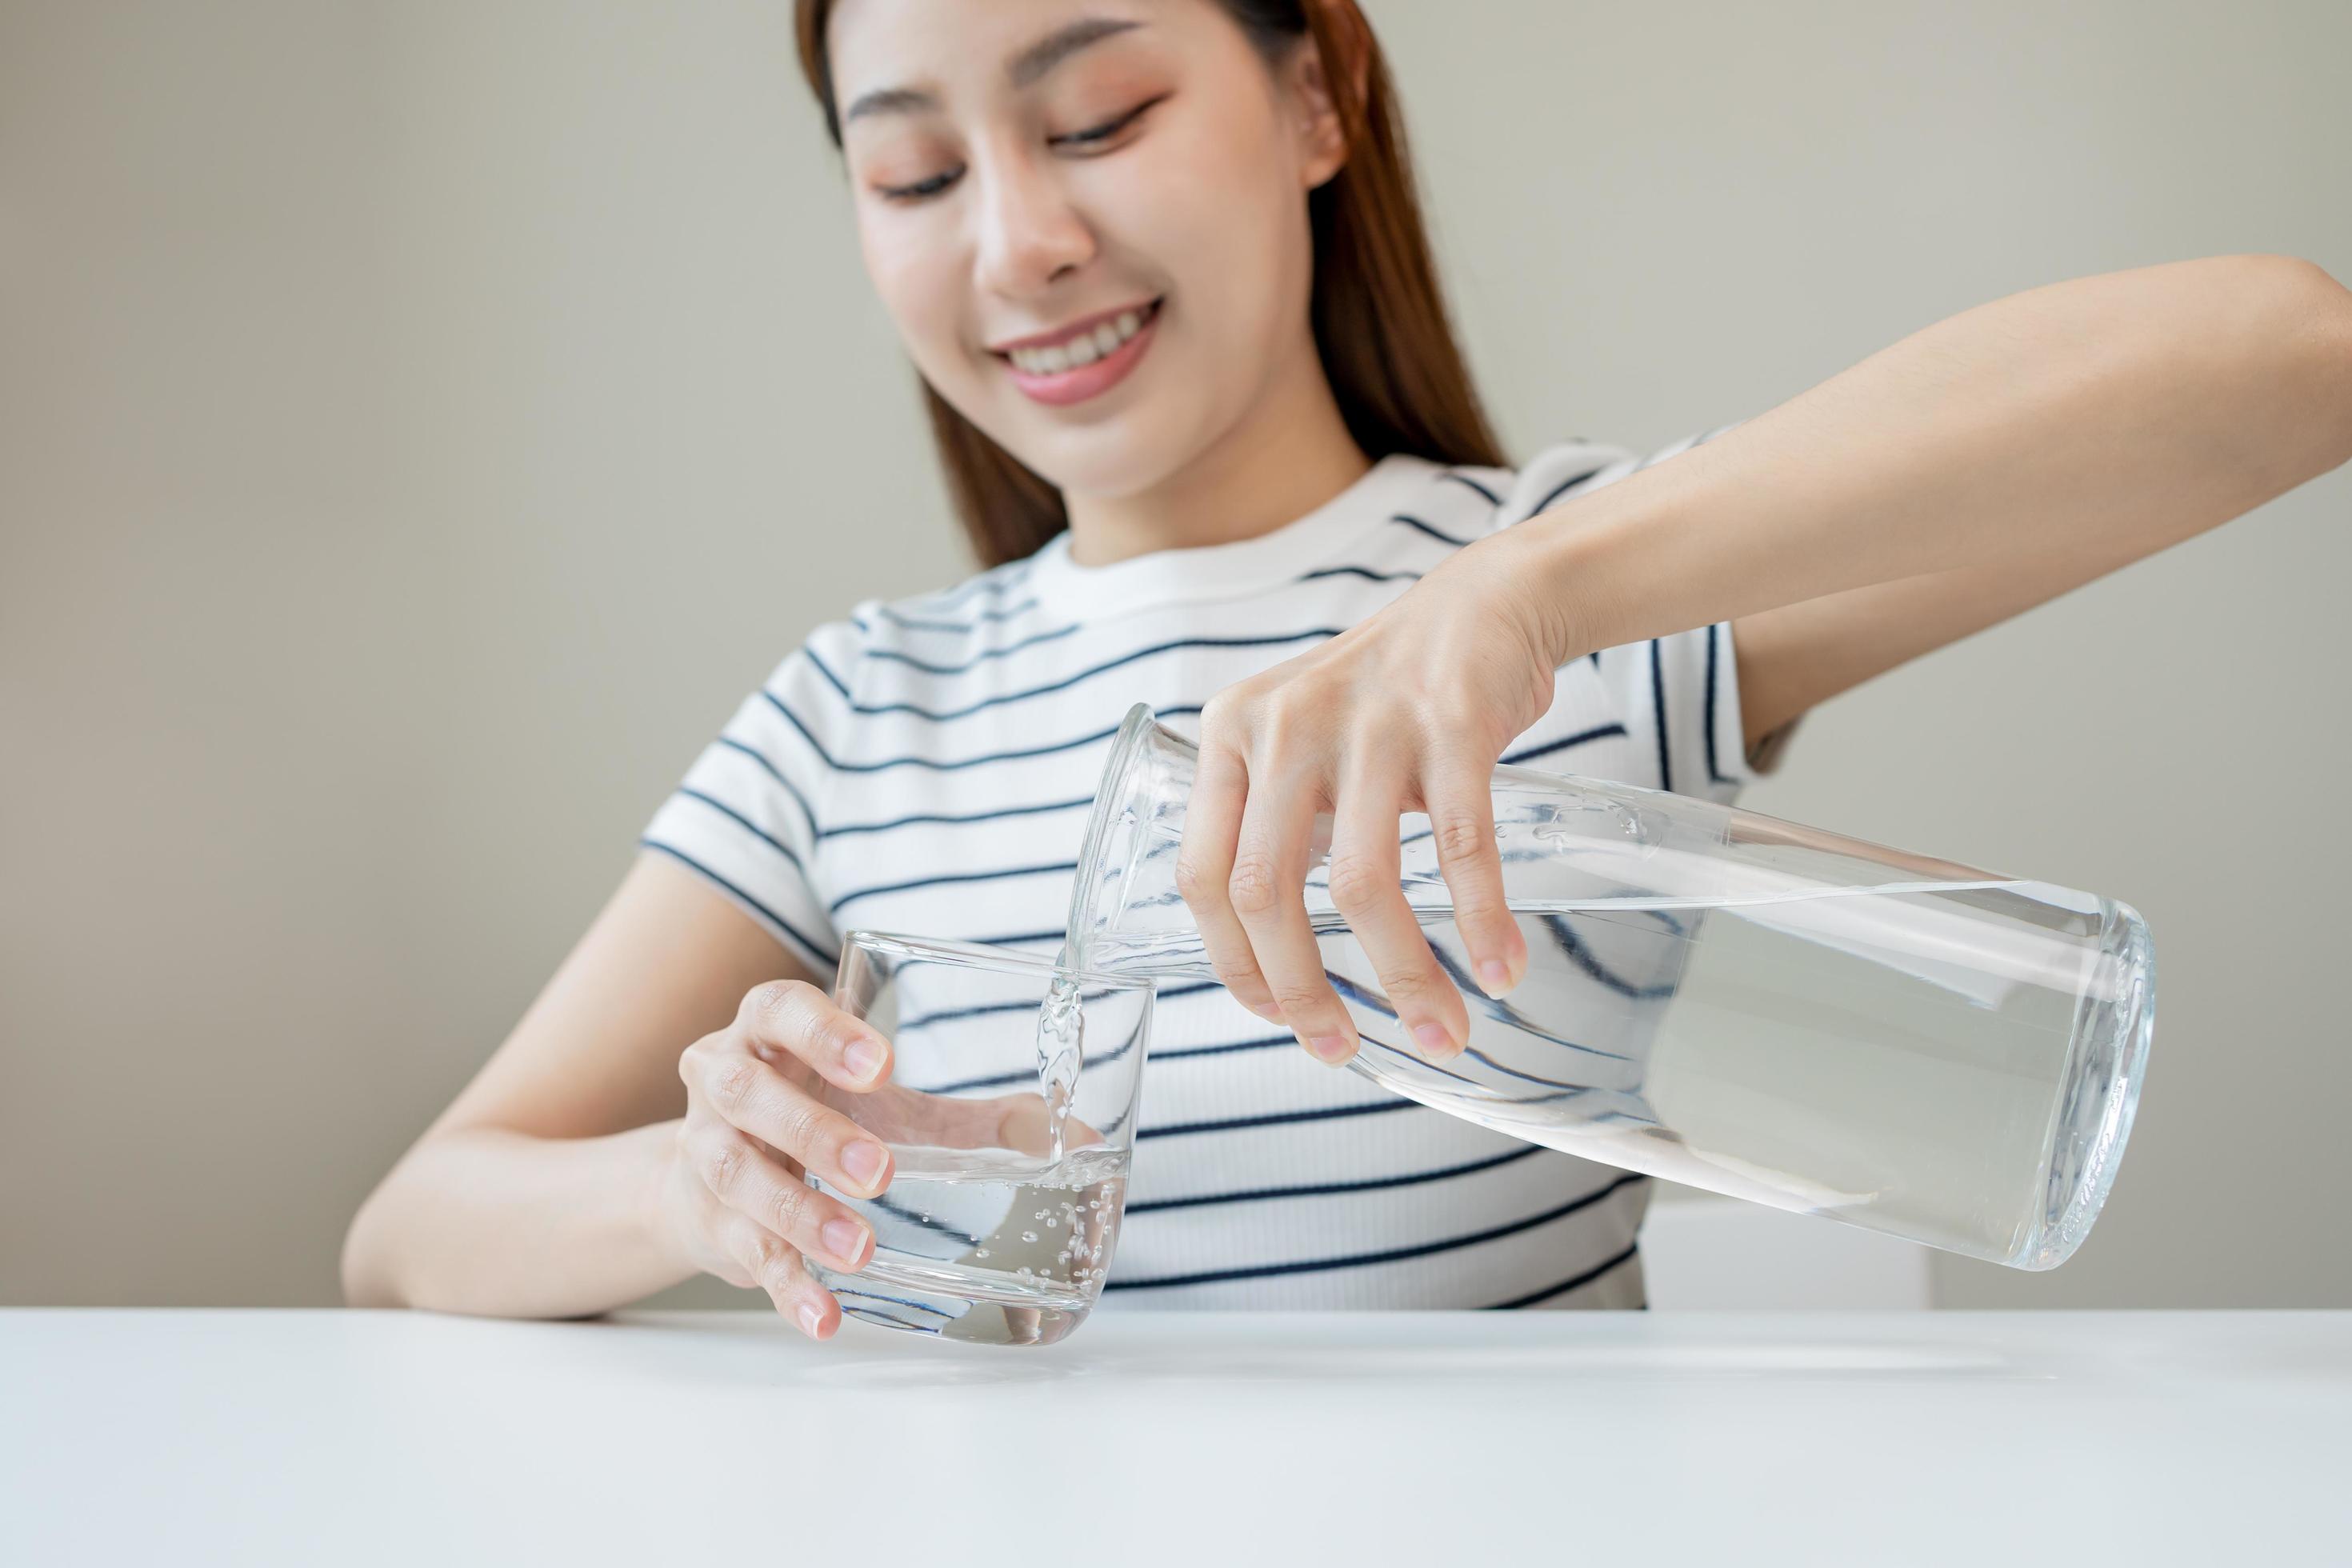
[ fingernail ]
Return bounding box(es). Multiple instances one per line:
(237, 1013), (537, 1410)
(797, 1301), (825, 1338)
(842, 1036), (884, 1084)
(1245, 997), (1286, 1024)
(1412, 1021), (1454, 1056)
(822, 1217), (869, 1268)
(841, 1140), (888, 1190)
(1306, 1033), (1354, 1065)
(1478, 959), (1514, 997)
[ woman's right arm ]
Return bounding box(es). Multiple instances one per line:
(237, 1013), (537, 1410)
(340, 850), (900, 1338)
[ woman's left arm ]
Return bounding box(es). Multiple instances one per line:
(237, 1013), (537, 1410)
(1179, 255), (2352, 1067)
(1517, 255), (2352, 744)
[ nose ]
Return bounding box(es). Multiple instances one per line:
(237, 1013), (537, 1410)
(971, 142), (1097, 300)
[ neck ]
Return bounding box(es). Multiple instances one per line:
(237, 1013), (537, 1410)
(1059, 346), (1371, 568)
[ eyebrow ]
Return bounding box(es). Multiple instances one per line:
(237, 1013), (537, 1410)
(841, 16), (1144, 126)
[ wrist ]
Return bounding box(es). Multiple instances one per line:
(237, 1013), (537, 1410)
(1501, 454), (1725, 666)
(1494, 494), (1630, 669)
(628, 1118), (698, 1281)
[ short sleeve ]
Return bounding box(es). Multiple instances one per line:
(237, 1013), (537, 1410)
(638, 623), (863, 975)
(1595, 617), (1762, 806)
(1504, 424), (1796, 802)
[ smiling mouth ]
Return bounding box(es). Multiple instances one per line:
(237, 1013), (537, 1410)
(991, 298), (1163, 377)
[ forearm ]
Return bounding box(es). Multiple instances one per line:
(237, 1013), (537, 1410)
(342, 1120), (694, 1318)
(1512, 255), (2352, 661)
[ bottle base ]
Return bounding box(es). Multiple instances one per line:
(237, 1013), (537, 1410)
(2014, 898), (2155, 1271)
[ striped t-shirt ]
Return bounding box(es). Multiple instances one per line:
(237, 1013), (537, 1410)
(643, 428), (1783, 1310)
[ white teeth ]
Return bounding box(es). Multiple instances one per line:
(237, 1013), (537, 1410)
(1008, 304), (1151, 375)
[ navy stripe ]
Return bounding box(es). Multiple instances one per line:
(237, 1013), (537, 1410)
(761, 694), (1201, 774)
(1528, 465), (1610, 518)
(817, 794), (1094, 841)
(863, 597), (1042, 634)
(1302, 565), (1422, 585)
(969, 927), (1066, 949)
(1703, 622), (1736, 786)
(1337, 947), (1633, 1065)
(839, 1303), (938, 1332)
(915, 1024), (1150, 1098)
(1150, 1030), (1293, 1062)
(1125, 1142), (1545, 1215)
(677, 787), (810, 879)
(911, 558), (1034, 613)
(897, 978), (1222, 1035)
(920, 1030), (1292, 1100)
(638, 838), (838, 968)
(1367, 917), (1641, 1063)
(1104, 1170), (1646, 1291)
(1499, 721), (1626, 766)
(864, 622), (1082, 674)
(1138, 1095), (1426, 1140)
(713, 737), (819, 836)
(1649, 638), (1671, 791)
(802, 647), (853, 702)
(1483, 1237), (1643, 1308)
(870, 1191), (985, 1247)
(830, 1285), (956, 1318)
(1438, 470), (1502, 506)
(827, 859), (1078, 917)
(1534, 912), (1680, 1001)
(1390, 512), (1475, 549)
(804, 634), (1336, 723)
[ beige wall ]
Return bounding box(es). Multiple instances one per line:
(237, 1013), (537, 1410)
(3, 0), (2346, 1310)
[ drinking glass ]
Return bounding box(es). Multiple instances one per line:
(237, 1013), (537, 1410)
(802, 930), (1155, 1346)
(1065, 705), (2154, 1271)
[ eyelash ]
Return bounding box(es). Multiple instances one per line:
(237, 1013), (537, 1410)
(877, 94), (1168, 204)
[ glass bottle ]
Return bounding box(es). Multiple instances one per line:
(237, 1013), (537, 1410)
(1063, 704), (2154, 1270)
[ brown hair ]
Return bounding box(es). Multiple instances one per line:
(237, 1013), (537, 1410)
(793, 0), (1504, 569)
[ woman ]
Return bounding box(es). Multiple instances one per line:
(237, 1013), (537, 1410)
(342, 0), (2352, 1336)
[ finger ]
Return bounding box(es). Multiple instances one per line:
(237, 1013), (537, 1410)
(852, 1081), (1027, 1151)
(1423, 751), (1527, 996)
(1230, 763), (1357, 1065)
(1174, 739), (1286, 1023)
(715, 1209), (841, 1340)
(1327, 760), (1469, 1060)
(734, 979), (893, 1092)
(686, 1117), (878, 1274)
(693, 1048), (895, 1199)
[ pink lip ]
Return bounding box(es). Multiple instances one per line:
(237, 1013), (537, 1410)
(997, 301), (1162, 408)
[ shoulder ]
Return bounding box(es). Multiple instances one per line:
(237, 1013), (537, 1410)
(1487, 438), (1638, 529)
(766, 550), (1058, 714)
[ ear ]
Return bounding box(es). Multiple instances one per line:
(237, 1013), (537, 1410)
(1287, 24), (1366, 193)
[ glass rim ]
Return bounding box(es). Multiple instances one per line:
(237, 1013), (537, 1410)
(840, 928), (1157, 994)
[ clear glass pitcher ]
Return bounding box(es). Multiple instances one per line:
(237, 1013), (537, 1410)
(1063, 704), (2154, 1271)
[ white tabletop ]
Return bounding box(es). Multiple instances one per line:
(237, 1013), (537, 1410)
(3, 1308), (2346, 1566)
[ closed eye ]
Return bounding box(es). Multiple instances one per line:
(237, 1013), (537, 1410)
(878, 167), (963, 202)
(1050, 92), (1170, 150)
(873, 93), (1172, 204)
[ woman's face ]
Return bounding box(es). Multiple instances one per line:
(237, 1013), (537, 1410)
(826, 0), (1346, 500)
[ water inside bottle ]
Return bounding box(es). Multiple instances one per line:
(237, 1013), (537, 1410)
(1066, 875), (2146, 1271)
